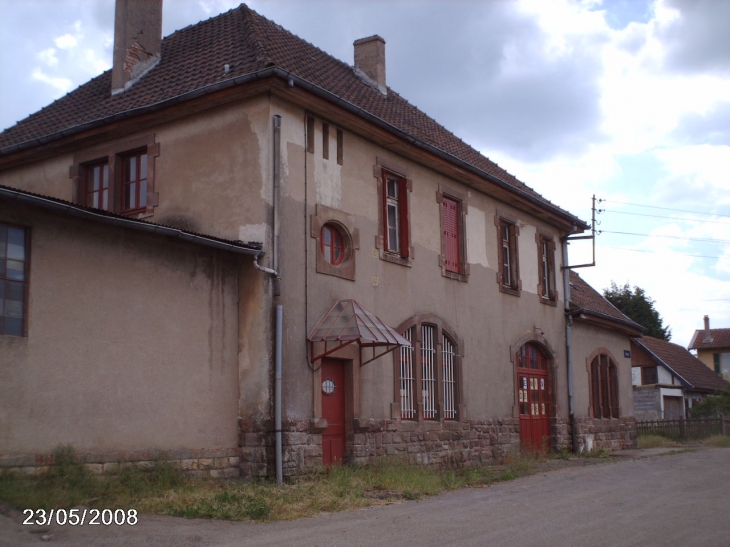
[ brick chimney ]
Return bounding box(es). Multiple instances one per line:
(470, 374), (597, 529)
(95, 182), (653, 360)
(702, 315), (713, 343)
(112, 0), (162, 94)
(354, 35), (386, 95)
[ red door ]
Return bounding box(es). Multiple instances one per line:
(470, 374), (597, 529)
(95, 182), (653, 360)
(321, 359), (346, 465)
(517, 343), (550, 452)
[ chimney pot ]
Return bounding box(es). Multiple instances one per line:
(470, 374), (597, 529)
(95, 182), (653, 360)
(112, 0), (163, 94)
(354, 35), (386, 95)
(702, 315), (713, 343)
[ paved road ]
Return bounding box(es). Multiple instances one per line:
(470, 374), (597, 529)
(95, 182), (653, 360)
(2, 448), (729, 547)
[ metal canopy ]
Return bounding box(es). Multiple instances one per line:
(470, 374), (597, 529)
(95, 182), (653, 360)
(308, 299), (411, 366)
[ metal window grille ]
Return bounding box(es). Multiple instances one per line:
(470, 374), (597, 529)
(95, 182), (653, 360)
(400, 327), (416, 419)
(442, 334), (457, 419)
(422, 324), (437, 419)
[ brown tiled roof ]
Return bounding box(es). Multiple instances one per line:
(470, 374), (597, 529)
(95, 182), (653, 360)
(689, 328), (730, 351)
(0, 4), (583, 225)
(635, 336), (728, 392)
(0, 184), (262, 253)
(569, 270), (644, 332)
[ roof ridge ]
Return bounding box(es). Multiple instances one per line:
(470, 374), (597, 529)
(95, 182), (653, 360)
(237, 4), (271, 68)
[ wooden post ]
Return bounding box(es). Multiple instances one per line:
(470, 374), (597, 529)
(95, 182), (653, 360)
(722, 414), (726, 436)
(679, 417), (686, 439)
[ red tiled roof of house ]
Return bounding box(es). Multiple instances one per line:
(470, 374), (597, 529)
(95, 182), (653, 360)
(0, 4), (583, 225)
(635, 336), (728, 392)
(569, 270), (644, 332)
(689, 328), (730, 350)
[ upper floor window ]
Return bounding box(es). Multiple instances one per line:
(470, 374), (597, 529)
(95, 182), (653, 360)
(85, 161), (110, 211)
(376, 162), (412, 266)
(320, 223), (345, 266)
(496, 214), (520, 296)
(536, 233), (556, 305)
(591, 353), (619, 419)
(397, 317), (460, 421)
(438, 186), (468, 282)
(121, 151), (148, 214)
(0, 223), (28, 337)
(71, 135), (159, 217)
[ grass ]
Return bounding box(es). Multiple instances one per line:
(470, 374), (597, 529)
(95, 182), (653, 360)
(0, 447), (554, 522)
(6, 438), (728, 522)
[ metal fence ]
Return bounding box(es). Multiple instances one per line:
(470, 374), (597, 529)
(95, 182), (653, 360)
(637, 416), (729, 440)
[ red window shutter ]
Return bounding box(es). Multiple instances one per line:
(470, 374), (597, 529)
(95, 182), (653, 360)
(443, 197), (460, 273)
(398, 179), (410, 258)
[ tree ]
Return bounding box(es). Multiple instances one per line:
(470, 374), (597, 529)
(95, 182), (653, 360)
(603, 282), (672, 341)
(689, 389), (730, 418)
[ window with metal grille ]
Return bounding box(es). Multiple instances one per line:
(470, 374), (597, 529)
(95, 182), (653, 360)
(395, 318), (460, 421)
(422, 324), (437, 420)
(591, 354), (619, 419)
(0, 223), (28, 337)
(442, 334), (457, 419)
(400, 327), (416, 420)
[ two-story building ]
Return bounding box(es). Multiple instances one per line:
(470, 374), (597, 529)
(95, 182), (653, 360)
(0, 0), (639, 478)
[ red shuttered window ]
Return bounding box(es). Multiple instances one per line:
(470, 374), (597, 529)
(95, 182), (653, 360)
(590, 354), (619, 419)
(442, 197), (460, 274)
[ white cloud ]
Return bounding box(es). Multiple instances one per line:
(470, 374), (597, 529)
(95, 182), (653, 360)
(36, 48), (58, 67)
(54, 33), (78, 50)
(30, 68), (73, 94)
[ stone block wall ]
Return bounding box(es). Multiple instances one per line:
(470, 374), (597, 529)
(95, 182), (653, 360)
(0, 447), (241, 477)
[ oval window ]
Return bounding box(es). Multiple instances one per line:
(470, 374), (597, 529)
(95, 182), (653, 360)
(321, 223), (345, 266)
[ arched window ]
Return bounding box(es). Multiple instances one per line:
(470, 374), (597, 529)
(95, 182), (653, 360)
(320, 223), (345, 266)
(590, 354), (619, 419)
(397, 318), (460, 421)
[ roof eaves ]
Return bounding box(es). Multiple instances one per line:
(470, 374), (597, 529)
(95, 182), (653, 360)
(632, 338), (692, 389)
(0, 185), (262, 256)
(1, 66), (588, 229)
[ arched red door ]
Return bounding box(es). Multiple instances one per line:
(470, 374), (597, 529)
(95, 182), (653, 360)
(517, 343), (550, 452)
(321, 359), (346, 465)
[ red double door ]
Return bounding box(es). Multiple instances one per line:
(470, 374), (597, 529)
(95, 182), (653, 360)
(321, 359), (346, 465)
(517, 344), (550, 452)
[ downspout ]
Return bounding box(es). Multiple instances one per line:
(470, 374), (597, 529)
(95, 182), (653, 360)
(562, 225), (578, 453)
(252, 115), (283, 484)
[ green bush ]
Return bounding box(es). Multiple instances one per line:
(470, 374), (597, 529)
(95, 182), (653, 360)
(689, 389), (730, 418)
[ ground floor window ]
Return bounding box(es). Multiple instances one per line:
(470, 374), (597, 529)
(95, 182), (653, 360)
(591, 353), (619, 419)
(397, 317), (460, 421)
(0, 223), (28, 336)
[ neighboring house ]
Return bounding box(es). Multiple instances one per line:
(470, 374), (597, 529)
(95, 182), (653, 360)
(567, 271), (645, 450)
(632, 336), (729, 420)
(1, 0), (639, 478)
(689, 316), (730, 381)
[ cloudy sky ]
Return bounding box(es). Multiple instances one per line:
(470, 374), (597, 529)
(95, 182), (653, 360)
(1, 0), (728, 346)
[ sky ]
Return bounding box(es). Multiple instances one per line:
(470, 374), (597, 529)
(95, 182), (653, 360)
(0, 0), (728, 347)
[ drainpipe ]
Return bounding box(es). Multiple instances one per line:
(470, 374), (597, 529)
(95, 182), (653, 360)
(252, 115), (283, 484)
(562, 226), (578, 453)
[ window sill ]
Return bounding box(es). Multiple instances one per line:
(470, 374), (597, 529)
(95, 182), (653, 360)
(499, 284), (521, 297)
(380, 250), (412, 267)
(539, 295), (558, 307)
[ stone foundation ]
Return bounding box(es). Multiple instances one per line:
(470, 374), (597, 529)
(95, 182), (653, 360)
(0, 447), (241, 477)
(551, 416), (638, 453)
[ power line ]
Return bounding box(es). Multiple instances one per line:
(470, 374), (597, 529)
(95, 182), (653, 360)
(599, 210), (730, 226)
(599, 230), (730, 244)
(600, 245), (730, 260)
(598, 199), (730, 219)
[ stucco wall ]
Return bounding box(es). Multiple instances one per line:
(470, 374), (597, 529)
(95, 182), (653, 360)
(270, 95), (569, 429)
(0, 203), (242, 456)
